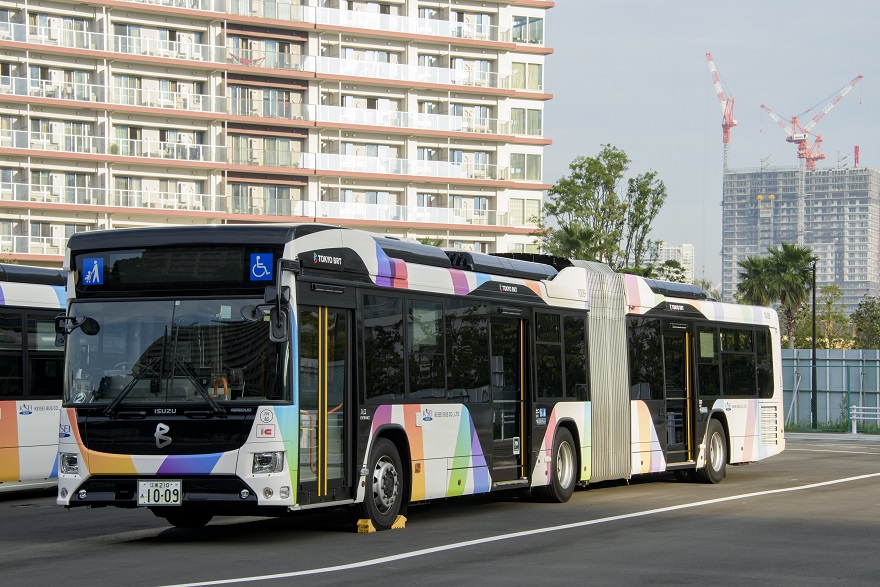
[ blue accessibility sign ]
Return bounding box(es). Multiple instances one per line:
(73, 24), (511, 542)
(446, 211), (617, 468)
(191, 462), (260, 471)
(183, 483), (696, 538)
(250, 253), (273, 281)
(82, 258), (103, 285)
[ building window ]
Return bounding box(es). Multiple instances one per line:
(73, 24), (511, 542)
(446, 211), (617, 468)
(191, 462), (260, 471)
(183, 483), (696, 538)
(510, 153), (542, 181)
(510, 108), (543, 136)
(511, 62), (543, 91)
(512, 16), (544, 45)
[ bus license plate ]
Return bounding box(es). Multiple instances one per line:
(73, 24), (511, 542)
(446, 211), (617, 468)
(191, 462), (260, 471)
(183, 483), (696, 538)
(137, 480), (182, 506)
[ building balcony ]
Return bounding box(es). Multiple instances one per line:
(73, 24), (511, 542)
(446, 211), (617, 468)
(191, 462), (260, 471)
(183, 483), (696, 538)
(305, 201), (504, 226)
(109, 138), (218, 162)
(16, 23), (105, 51)
(113, 35), (222, 62)
(105, 1), (511, 45)
(315, 105), (502, 135)
(316, 57), (505, 90)
(112, 87), (217, 113)
(316, 153), (499, 181)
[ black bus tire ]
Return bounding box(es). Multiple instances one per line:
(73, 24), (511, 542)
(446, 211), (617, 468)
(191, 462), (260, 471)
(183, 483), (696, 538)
(538, 427), (577, 503)
(696, 419), (727, 484)
(356, 437), (406, 530)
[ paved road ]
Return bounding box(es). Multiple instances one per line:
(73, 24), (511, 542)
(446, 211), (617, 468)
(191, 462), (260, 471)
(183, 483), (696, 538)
(2, 434), (879, 586)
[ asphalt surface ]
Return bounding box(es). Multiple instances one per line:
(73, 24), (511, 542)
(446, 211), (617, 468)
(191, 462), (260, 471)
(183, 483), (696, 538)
(1, 433), (879, 586)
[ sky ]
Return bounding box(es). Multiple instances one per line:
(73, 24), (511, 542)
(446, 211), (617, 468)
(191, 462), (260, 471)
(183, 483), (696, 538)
(543, 1), (880, 284)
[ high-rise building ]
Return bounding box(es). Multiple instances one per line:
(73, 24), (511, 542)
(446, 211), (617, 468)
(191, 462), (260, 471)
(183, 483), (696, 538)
(0, 1), (552, 265)
(656, 242), (694, 284)
(721, 166), (880, 313)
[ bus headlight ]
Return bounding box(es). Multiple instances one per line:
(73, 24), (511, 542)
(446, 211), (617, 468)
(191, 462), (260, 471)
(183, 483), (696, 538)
(59, 453), (79, 475)
(253, 452), (284, 474)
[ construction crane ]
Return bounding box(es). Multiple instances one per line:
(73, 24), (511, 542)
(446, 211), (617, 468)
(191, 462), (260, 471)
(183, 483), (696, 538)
(706, 52), (737, 173)
(760, 74), (863, 171)
(760, 74), (863, 244)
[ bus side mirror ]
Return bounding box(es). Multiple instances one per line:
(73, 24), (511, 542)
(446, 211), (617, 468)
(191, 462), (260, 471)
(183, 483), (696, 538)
(269, 307), (288, 343)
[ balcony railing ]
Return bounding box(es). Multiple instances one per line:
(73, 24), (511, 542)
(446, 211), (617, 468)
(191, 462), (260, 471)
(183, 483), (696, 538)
(226, 48), (312, 71)
(316, 105), (502, 134)
(316, 57), (504, 89)
(29, 130), (105, 154)
(112, 35), (223, 63)
(0, 182), (523, 229)
(316, 153), (498, 180)
(0, 235), (66, 256)
(228, 97), (309, 120)
(0, 77), (105, 102)
(103, 2), (511, 43)
(227, 147), (312, 168)
(111, 86), (217, 113)
(109, 138), (218, 162)
(24, 24), (105, 51)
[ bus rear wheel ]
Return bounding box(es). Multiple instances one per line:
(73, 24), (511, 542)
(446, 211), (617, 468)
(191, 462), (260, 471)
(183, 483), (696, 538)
(538, 427), (577, 503)
(696, 419), (727, 484)
(356, 438), (407, 530)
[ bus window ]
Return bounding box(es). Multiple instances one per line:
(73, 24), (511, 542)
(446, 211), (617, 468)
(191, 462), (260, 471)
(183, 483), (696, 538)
(535, 312), (562, 399)
(27, 313), (63, 397)
(408, 299), (445, 400)
(563, 315), (588, 400)
(721, 328), (757, 396)
(756, 329), (774, 398)
(0, 312), (23, 397)
(363, 294), (404, 401)
(697, 327), (721, 397)
(628, 317), (663, 400)
(445, 299), (489, 403)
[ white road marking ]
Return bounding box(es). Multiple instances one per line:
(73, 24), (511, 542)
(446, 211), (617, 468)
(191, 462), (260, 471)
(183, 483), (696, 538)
(787, 448), (880, 456)
(160, 472), (880, 587)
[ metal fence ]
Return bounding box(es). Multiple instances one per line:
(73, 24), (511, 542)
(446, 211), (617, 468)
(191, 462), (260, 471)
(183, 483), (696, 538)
(783, 349), (880, 432)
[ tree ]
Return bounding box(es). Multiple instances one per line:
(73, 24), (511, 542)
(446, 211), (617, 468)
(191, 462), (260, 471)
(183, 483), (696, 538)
(851, 295), (880, 349)
(792, 285), (851, 349)
(654, 259), (686, 283)
(768, 243), (816, 350)
(736, 243), (815, 349)
(693, 277), (721, 300)
(537, 145), (667, 269)
(735, 256), (775, 307)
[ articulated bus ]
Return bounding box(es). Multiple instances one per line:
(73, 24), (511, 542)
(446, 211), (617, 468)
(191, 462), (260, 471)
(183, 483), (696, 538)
(0, 264), (66, 491)
(55, 225), (784, 529)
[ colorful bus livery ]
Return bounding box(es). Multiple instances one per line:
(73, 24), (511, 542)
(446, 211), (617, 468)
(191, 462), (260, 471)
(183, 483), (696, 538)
(56, 225), (784, 529)
(0, 264), (66, 490)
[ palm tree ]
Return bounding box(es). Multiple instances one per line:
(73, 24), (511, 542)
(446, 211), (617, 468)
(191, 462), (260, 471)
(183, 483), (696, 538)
(736, 256), (775, 307)
(767, 243), (816, 349)
(738, 244), (815, 349)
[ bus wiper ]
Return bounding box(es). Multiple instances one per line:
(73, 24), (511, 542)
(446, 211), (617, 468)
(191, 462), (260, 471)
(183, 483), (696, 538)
(103, 357), (162, 418)
(168, 356), (227, 418)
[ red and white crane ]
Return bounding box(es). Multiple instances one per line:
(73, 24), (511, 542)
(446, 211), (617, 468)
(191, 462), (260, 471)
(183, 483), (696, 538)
(706, 52), (737, 173)
(760, 74), (863, 170)
(760, 74), (863, 244)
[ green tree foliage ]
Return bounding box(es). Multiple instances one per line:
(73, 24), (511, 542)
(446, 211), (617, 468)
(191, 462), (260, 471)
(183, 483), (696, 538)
(851, 296), (880, 349)
(654, 259), (687, 283)
(736, 243), (815, 349)
(537, 145), (667, 270)
(792, 286), (852, 349)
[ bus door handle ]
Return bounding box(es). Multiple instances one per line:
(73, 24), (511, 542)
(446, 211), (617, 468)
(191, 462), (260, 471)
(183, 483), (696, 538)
(185, 410), (216, 419)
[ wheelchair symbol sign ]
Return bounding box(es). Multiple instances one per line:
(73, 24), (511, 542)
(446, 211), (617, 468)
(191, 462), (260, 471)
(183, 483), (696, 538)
(82, 257), (103, 285)
(250, 254), (273, 281)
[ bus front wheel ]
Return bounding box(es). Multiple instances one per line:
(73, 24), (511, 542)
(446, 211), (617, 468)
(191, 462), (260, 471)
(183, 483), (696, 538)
(538, 427), (577, 503)
(696, 419), (727, 484)
(357, 437), (407, 530)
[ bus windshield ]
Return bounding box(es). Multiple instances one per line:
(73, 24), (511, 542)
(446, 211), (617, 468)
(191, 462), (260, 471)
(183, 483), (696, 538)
(63, 298), (289, 405)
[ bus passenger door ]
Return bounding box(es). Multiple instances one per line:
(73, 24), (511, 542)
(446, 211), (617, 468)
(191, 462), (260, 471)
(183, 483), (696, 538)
(489, 315), (527, 483)
(297, 306), (349, 503)
(663, 326), (694, 464)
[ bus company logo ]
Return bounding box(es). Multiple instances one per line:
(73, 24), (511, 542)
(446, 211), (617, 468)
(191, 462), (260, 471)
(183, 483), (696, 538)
(59, 424), (71, 439)
(155, 408), (176, 415)
(313, 253), (343, 266)
(154, 423), (172, 449)
(18, 404), (33, 416)
(433, 410), (460, 418)
(422, 409), (433, 422)
(669, 304), (685, 311)
(498, 284), (518, 294)
(724, 401), (747, 411)
(256, 424), (275, 438)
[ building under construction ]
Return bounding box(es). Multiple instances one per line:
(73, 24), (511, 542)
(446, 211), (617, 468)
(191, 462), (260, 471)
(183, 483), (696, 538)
(721, 165), (880, 314)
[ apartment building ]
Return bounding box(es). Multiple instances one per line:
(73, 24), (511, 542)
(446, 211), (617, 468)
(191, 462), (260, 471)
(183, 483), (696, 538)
(656, 242), (694, 284)
(0, 0), (552, 264)
(721, 166), (880, 314)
